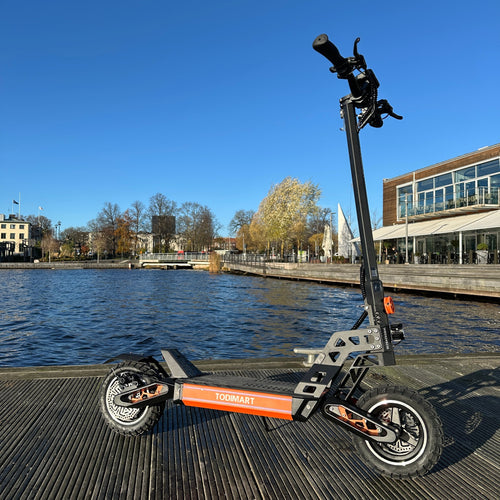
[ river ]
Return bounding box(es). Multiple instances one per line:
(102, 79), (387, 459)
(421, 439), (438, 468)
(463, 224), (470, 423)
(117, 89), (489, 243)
(0, 269), (498, 367)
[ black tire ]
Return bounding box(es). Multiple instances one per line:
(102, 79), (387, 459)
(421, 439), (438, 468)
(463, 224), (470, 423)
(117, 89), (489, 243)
(352, 385), (443, 479)
(99, 361), (165, 436)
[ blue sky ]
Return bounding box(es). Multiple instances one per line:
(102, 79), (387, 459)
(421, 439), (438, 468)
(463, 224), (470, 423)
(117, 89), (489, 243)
(1, 0), (499, 235)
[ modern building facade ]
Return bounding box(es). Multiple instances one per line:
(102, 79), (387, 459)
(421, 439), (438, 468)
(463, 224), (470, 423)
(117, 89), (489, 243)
(376, 143), (500, 263)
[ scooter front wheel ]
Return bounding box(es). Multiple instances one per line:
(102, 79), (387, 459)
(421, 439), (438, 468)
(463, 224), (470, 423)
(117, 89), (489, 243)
(352, 385), (443, 479)
(99, 361), (165, 436)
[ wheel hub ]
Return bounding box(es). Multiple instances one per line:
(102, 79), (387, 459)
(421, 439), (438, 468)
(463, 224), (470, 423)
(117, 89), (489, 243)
(106, 376), (144, 422)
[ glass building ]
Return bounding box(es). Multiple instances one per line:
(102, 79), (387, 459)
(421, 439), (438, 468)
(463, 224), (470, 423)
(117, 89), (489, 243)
(378, 144), (500, 264)
(397, 158), (499, 220)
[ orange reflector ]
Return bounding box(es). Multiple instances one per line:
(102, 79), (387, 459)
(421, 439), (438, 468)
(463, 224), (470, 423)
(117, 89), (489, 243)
(384, 296), (395, 314)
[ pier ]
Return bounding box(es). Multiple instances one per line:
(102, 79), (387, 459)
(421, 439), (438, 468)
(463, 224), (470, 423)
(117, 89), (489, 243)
(139, 252), (210, 269)
(0, 353), (498, 499)
(223, 260), (500, 299)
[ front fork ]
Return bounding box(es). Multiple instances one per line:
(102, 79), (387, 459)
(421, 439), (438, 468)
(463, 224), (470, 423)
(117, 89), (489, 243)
(113, 379), (174, 408)
(322, 399), (400, 443)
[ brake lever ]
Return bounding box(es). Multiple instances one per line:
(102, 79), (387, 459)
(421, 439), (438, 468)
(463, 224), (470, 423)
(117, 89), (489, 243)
(367, 99), (403, 128)
(377, 99), (403, 120)
(388, 109), (403, 120)
(352, 37), (367, 71)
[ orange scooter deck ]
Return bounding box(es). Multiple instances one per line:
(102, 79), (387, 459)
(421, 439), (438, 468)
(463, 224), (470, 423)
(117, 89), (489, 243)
(178, 375), (297, 420)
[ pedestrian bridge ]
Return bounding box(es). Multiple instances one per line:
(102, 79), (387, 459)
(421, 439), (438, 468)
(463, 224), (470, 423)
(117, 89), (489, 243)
(139, 252), (209, 269)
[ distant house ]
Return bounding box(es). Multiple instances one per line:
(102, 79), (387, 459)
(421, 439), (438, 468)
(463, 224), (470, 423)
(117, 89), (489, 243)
(0, 214), (31, 258)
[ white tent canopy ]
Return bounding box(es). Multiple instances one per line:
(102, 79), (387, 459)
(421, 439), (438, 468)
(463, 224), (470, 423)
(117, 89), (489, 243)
(355, 210), (500, 242)
(322, 223), (333, 258)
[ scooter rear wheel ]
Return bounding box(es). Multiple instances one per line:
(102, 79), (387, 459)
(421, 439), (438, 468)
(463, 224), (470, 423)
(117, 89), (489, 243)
(99, 361), (165, 436)
(352, 385), (443, 479)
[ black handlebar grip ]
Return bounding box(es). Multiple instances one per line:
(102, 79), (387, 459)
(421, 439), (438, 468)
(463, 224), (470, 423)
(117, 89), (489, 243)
(312, 34), (349, 74)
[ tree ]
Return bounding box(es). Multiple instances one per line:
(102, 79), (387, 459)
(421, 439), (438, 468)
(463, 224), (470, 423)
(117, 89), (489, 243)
(229, 209), (255, 235)
(308, 233), (323, 259)
(255, 177), (321, 256)
(371, 209), (383, 230)
(177, 202), (219, 251)
(115, 211), (133, 258)
(129, 200), (147, 255)
(61, 226), (89, 259)
(248, 211), (268, 253)
(307, 207), (334, 236)
(87, 219), (107, 261)
(25, 214), (52, 242)
(307, 207), (336, 257)
(96, 202), (121, 257)
(229, 209), (255, 252)
(41, 233), (59, 261)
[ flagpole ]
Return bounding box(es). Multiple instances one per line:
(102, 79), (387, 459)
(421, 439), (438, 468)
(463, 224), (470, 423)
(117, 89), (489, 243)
(19, 192), (21, 219)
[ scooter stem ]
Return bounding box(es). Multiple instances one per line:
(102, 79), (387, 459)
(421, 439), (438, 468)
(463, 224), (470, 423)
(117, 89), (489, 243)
(341, 96), (395, 362)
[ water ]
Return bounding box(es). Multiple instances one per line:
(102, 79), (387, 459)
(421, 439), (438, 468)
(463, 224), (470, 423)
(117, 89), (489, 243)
(0, 269), (498, 367)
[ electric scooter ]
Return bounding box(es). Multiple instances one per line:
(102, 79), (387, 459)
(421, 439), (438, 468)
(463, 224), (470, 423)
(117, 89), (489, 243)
(100, 34), (444, 479)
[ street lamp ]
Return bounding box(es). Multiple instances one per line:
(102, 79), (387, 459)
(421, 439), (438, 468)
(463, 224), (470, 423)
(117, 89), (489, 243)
(405, 194), (409, 264)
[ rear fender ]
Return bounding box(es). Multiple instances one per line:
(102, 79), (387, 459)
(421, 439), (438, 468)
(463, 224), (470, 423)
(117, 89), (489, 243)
(104, 353), (168, 379)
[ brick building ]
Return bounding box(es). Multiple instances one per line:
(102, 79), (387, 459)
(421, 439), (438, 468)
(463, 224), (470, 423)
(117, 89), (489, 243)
(374, 143), (500, 263)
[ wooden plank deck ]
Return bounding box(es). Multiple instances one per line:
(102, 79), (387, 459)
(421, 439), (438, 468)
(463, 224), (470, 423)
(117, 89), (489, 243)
(0, 353), (498, 499)
(224, 262), (500, 299)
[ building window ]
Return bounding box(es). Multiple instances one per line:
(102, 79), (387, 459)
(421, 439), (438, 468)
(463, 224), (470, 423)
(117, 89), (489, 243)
(455, 166), (476, 182)
(10, 233), (15, 239)
(1, 224), (5, 229)
(10, 224), (16, 229)
(1, 233), (5, 239)
(19, 233), (24, 240)
(398, 184), (413, 218)
(491, 174), (500, 204)
(417, 178), (433, 192)
(435, 172), (452, 188)
(477, 159), (500, 177)
(397, 157), (500, 219)
(19, 224), (25, 229)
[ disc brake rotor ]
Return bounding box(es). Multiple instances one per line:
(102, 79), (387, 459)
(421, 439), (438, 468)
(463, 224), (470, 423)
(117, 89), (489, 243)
(380, 407), (420, 454)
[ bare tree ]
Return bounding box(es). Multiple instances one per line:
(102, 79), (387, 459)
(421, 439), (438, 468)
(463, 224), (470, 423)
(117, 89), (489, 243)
(230, 209), (255, 252)
(229, 209), (255, 235)
(129, 200), (147, 255)
(96, 202), (121, 257)
(41, 233), (59, 261)
(87, 218), (107, 261)
(178, 202), (219, 251)
(25, 214), (52, 242)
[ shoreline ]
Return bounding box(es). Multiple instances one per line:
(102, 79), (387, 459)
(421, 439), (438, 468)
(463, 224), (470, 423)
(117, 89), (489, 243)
(2, 260), (500, 301)
(0, 260), (134, 269)
(1, 352), (498, 380)
(223, 261), (500, 300)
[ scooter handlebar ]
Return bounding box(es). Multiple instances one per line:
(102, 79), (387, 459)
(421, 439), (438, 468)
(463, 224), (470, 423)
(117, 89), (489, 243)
(312, 34), (349, 76)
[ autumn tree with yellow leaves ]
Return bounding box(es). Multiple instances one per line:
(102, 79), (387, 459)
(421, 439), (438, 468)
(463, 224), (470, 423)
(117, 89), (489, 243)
(250, 177), (321, 256)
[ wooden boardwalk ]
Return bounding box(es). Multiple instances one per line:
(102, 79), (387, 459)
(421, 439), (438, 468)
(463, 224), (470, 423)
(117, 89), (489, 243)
(224, 262), (500, 299)
(0, 353), (498, 499)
